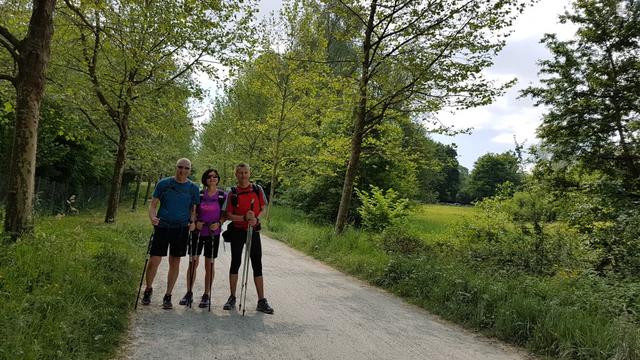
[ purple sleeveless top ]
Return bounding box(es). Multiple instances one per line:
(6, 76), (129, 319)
(197, 190), (226, 236)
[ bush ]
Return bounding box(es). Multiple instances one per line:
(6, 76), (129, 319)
(455, 188), (588, 275)
(379, 224), (426, 256)
(355, 185), (409, 232)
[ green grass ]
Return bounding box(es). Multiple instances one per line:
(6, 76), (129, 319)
(0, 209), (149, 360)
(407, 204), (476, 237)
(265, 206), (389, 280)
(265, 204), (640, 360)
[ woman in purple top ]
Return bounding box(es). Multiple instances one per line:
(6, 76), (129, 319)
(179, 168), (227, 308)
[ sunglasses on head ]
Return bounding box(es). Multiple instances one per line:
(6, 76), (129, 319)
(177, 165), (190, 170)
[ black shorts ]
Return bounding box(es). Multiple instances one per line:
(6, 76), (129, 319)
(150, 226), (189, 257)
(188, 233), (220, 259)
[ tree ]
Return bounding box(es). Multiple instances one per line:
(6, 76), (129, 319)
(59, 0), (255, 223)
(330, 0), (531, 233)
(0, 0), (57, 239)
(465, 151), (522, 201)
(522, 0), (640, 193)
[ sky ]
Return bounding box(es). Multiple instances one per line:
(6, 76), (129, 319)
(431, 0), (578, 169)
(196, 0), (578, 170)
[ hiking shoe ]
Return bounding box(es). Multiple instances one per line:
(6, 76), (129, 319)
(256, 298), (274, 314)
(162, 294), (173, 310)
(179, 291), (193, 306)
(198, 294), (210, 308)
(141, 288), (152, 306)
(223, 295), (236, 310)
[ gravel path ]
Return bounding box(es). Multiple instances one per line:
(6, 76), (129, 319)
(120, 232), (530, 360)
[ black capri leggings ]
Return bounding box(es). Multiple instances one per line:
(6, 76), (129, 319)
(229, 229), (263, 277)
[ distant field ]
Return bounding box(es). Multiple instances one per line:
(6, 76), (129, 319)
(406, 204), (476, 239)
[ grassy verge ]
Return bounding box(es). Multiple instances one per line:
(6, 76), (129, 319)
(0, 209), (149, 360)
(265, 205), (640, 360)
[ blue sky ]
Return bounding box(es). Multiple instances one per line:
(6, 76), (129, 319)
(196, 0), (577, 170)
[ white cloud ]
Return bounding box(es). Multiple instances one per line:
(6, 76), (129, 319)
(509, 0), (577, 42)
(491, 132), (518, 144)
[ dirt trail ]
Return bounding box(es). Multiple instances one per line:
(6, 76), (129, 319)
(120, 232), (530, 360)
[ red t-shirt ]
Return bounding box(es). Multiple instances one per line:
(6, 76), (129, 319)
(223, 184), (267, 230)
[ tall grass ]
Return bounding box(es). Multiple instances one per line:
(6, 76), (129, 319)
(406, 204), (476, 238)
(265, 206), (388, 280)
(0, 210), (148, 360)
(265, 205), (640, 360)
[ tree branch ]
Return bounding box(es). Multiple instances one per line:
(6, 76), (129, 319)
(283, 56), (357, 65)
(336, 0), (368, 27)
(62, 0), (98, 33)
(0, 74), (16, 86)
(144, 47), (209, 95)
(0, 36), (19, 61)
(363, 13), (474, 134)
(78, 20), (120, 122)
(78, 107), (119, 145)
(0, 25), (21, 49)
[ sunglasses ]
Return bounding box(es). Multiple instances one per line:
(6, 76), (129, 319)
(177, 165), (190, 170)
(207, 174), (218, 179)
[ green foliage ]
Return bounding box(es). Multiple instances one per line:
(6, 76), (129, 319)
(530, 158), (640, 277)
(355, 185), (409, 232)
(457, 185), (589, 275)
(266, 204), (640, 360)
(522, 0), (640, 191)
(379, 224), (426, 256)
(462, 151), (523, 202)
(0, 210), (147, 359)
(565, 186), (640, 276)
(264, 206), (388, 280)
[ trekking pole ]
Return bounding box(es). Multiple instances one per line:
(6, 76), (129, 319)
(134, 228), (155, 310)
(239, 199), (255, 316)
(209, 223), (215, 312)
(187, 229), (198, 308)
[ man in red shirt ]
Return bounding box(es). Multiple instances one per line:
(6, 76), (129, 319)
(222, 163), (274, 314)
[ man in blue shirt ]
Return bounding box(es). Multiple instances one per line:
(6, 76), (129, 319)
(142, 158), (200, 309)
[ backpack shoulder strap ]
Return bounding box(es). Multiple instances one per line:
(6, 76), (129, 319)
(230, 186), (238, 208)
(217, 190), (225, 208)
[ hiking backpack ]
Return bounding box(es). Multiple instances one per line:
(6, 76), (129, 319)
(229, 184), (262, 208)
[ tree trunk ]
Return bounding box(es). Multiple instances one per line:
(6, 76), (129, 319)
(334, 117), (366, 234)
(143, 175), (152, 205)
(3, 0), (57, 240)
(266, 143), (281, 224)
(131, 172), (142, 210)
(335, 0), (376, 234)
(104, 126), (128, 223)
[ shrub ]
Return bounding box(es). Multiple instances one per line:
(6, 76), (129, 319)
(456, 187), (588, 275)
(379, 224), (426, 256)
(355, 185), (409, 232)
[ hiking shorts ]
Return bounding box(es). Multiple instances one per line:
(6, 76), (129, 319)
(150, 226), (189, 257)
(188, 233), (220, 259)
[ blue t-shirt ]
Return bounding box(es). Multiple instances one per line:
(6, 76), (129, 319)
(152, 177), (200, 226)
